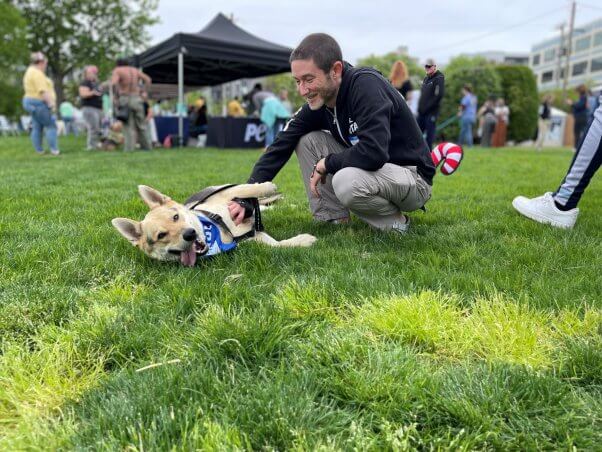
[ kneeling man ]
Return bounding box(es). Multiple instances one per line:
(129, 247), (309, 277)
(230, 33), (435, 232)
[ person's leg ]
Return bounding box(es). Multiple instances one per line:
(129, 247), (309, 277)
(294, 131), (350, 221)
(91, 108), (102, 149)
(467, 120), (474, 146)
(416, 114), (426, 134)
(131, 96), (151, 150)
(23, 98), (44, 153)
(512, 106), (601, 228)
(332, 164), (431, 231)
(425, 115), (436, 150)
(120, 97), (135, 151)
(45, 114), (59, 154)
(264, 122), (274, 147)
(82, 107), (94, 149)
(553, 107), (602, 210)
(458, 118), (468, 145)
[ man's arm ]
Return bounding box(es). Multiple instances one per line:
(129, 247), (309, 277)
(138, 70), (151, 86)
(324, 74), (393, 174)
(247, 104), (321, 183)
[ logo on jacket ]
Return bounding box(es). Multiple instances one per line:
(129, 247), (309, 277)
(348, 118), (358, 135)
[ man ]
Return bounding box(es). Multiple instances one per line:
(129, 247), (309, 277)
(79, 65), (103, 150)
(458, 84), (477, 147)
(416, 58), (445, 151)
(111, 58), (152, 151)
(228, 33), (435, 233)
(512, 104), (601, 229)
(22, 51), (60, 156)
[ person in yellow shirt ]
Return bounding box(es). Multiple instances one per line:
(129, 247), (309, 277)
(227, 96), (246, 117)
(22, 52), (60, 155)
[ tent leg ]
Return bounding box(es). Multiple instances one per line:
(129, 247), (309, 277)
(178, 51), (184, 147)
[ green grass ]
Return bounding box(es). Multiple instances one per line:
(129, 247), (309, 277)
(0, 136), (601, 450)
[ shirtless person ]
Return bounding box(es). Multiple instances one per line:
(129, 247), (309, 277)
(111, 58), (152, 151)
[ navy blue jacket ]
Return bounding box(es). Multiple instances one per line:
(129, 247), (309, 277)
(248, 62), (435, 185)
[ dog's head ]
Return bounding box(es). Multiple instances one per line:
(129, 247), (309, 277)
(112, 186), (208, 266)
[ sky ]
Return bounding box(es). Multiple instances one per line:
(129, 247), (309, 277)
(147, 0), (602, 67)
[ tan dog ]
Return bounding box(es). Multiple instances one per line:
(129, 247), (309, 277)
(112, 183), (317, 266)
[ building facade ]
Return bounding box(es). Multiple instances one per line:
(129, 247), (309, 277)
(530, 17), (602, 90)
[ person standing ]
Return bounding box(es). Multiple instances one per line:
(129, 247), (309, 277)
(417, 58), (445, 151)
(492, 97), (510, 147)
(389, 60), (413, 101)
(279, 89), (293, 115)
(457, 84), (477, 147)
(535, 95), (552, 151)
(227, 96), (246, 117)
(567, 84), (589, 151)
(111, 58), (152, 151)
(477, 99), (497, 147)
(512, 104), (601, 229)
(21, 52), (60, 156)
(260, 96), (290, 147)
(79, 65), (103, 150)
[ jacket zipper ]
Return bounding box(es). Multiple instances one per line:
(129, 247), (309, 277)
(332, 106), (350, 146)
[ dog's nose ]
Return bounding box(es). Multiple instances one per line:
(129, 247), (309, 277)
(182, 228), (197, 242)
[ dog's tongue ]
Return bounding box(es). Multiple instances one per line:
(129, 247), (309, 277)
(180, 247), (197, 267)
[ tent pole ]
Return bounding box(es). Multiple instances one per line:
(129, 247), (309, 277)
(178, 50), (184, 147)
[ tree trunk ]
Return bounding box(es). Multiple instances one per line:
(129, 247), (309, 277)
(53, 73), (65, 107)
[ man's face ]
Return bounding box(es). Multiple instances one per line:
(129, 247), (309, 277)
(425, 64), (436, 76)
(291, 58), (339, 110)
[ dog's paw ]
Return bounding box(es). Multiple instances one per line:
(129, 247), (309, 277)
(292, 233), (317, 247)
(260, 182), (278, 195)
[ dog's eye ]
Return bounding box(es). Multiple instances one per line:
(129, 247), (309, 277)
(173, 214), (179, 221)
(157, 232), (167, 240)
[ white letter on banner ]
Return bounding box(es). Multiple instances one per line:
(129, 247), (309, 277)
(244, 123), (258, 142)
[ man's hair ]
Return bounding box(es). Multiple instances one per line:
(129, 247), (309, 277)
(289, 33), (342, 73)
(30, 51), (46, 64)
(463, 84), (473, 93)
(253, 83), (262, 90)
(116, 57), (130, 67)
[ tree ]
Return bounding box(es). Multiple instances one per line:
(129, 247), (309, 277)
(438, 56), (502, 142)
(13, 0), (159, 104)
(357, 51), (422, 86)
(0, 2), (28, 119)
(495, 66), (539, 142)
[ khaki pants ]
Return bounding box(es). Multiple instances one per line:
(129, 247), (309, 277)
(295, 131), (432, 230)
(535, 118), (550, 149)
(119, 95), (150, 151)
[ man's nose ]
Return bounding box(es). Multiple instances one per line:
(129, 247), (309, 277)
(298, 83), (309, 97)
(182, 228), (197, 242)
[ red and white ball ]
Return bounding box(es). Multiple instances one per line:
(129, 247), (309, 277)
(431, 142), (463, 175)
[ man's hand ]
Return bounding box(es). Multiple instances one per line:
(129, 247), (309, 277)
(227, 200), (246, 225)
(310, 158), (327, 198)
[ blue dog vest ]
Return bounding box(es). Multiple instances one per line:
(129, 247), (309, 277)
(197, 214), (237, 259)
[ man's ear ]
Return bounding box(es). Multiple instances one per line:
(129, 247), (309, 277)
(138, 185), (171, 209)
(111, 218), (142, 245)
(331, 61), (344, 79)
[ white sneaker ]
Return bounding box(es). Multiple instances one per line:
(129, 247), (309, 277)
(391, 215), (411, 234)
(50, 149), (60, 156)
(512, 192), (579, 229)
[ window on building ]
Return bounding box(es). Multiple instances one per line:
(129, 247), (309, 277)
(572, 61), (588, 76)
(574, 36), (591, 52)
(541, 71), (554, 83)
(594, 32), (602, 47)
(592, 57), (602, 73)
(532, 54), (540, 66)
(543, 48), (556, 62)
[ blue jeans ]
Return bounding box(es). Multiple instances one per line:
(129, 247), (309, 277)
(264, 122), (277, 147)
(458, 117), (474, 147)
(22, 98), (58, 152)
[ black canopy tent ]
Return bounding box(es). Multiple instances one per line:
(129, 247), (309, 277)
(134, 13), (292, 142)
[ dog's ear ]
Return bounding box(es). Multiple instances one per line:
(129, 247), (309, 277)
(138, 185), (171, 209)
(111, 218), (142, 245)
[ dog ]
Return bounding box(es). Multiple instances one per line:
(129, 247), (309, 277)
(112, 183), (317, 266)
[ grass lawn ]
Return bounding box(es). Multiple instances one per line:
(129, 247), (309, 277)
(0, 135), (601, 450)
